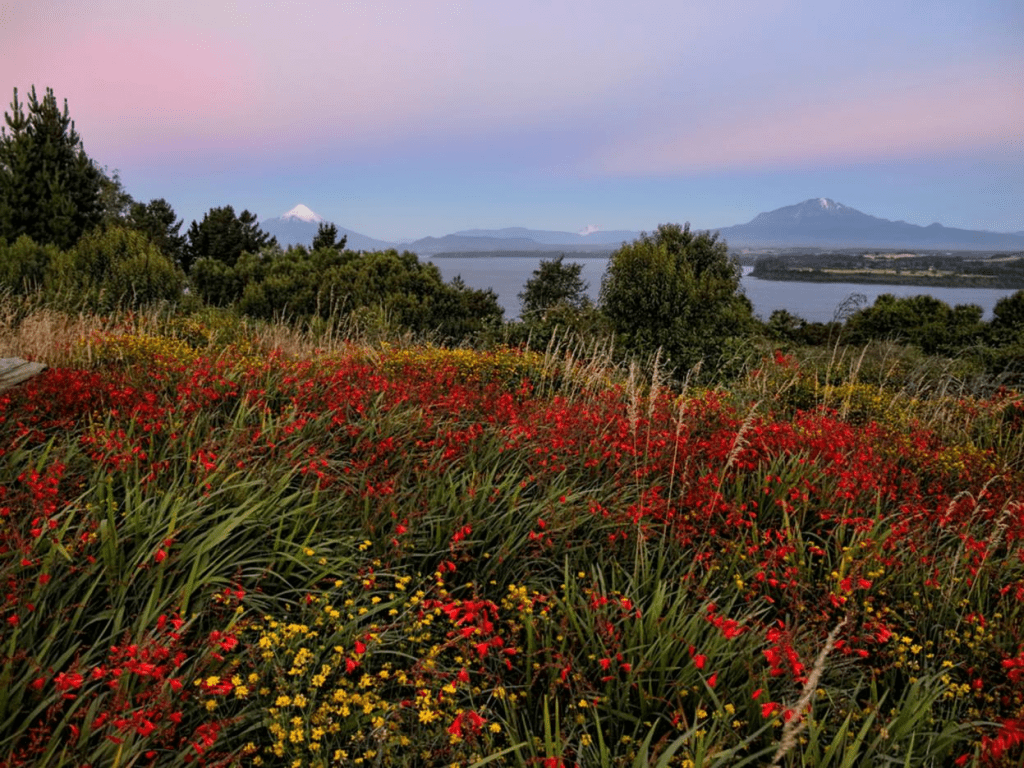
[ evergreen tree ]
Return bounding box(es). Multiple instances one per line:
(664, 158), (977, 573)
(311, 221), (347, 252)
(184, 205), (276, 274)
(0, 86), (104, 249)
(128, 198), (187, 268)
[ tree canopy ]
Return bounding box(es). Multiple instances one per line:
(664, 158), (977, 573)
(843, 293), (984, 356)
(312, 222), (347, 252)
(128, 198), (187, 268)
(0, 86), (104, 249)
(46, 225), (184, 310)
(600, 223), (753, 373)
(518, 255), (589, 319)
(184, 206), (277, 274)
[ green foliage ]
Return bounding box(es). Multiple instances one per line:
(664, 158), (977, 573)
(0, 86), (104, 249)
(764, 309), (843, 347)
(0, 235), (62, 294)
(47, 225), (184, 310)
(519, 255), (590, 319)
(311, 221), (347, 252)
(184, 205), (276, 274)
(96, 167), (133, 227)
(190, 256), (245, 307)
(191, 246), (503, 342)
(843, 294), (985, 356)
(989, 290), (1024, 344)
(599, 223), (754, 375)
(127, 198), (187, 268)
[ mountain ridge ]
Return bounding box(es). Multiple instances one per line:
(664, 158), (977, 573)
(715, 198), (1024, 250)
(258, 201), (1024, 254)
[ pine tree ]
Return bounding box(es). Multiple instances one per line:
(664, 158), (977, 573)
(311, 221), (347, 252)
(128, 198), (187, 268)
(184, 205), (277, 274)
(0, 86), (104, 249)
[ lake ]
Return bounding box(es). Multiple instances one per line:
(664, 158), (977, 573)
(427, 256), (1021, 323)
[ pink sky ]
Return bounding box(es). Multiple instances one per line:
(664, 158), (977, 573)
(3, 0), (1021, 237)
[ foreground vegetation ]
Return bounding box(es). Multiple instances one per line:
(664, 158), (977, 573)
(2, 304), (1024, 767)
(6, 83), (1024, 766)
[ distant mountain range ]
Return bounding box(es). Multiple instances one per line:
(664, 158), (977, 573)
(259, 200), (1024, 255)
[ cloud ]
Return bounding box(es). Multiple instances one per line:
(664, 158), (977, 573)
(590, 66), (1023, 175)
(3, 20), (258, 161)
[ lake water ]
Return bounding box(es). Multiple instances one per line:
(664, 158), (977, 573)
(427, 256), (1021, 323)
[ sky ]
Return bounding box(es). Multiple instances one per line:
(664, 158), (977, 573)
(3, 0), (1022, 242)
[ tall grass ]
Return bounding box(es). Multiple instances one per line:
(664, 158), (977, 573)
(1, 300), (1023, 766)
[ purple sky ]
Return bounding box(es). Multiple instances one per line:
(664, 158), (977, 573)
(4, 0), (1022, 241)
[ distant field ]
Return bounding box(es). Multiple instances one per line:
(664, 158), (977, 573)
(752, 251), (1024, 289)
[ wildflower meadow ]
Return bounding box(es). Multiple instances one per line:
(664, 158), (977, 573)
(2, 310), (1024, 767)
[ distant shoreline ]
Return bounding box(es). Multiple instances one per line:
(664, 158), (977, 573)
(749, 269), (1024, 290)
(429, 250), (615, 259)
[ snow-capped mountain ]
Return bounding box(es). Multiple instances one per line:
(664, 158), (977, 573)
(715, 199), (1024, 250)
(281, 203), (323, 224)
(261, 204), (396, 252)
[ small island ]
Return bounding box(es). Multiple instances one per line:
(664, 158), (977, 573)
(749, 249), (1024, 288)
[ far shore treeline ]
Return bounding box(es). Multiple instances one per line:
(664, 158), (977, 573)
(4, 85), (1024, 380)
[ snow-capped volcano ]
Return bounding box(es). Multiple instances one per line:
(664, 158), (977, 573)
(281, 204), (323, 223)
(261, 206), (396, 252)
(715, 198), (1024, 249)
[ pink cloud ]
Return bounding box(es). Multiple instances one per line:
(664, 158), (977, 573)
(4, 21), (258, 162)
(592, 69), (1023, 175)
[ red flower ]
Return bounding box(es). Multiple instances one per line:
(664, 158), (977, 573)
(54, 671), (84, 691)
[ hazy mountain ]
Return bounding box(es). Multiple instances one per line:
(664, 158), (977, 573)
(260, 204), (396, 252)
(403, 234), (556, 254)
(259, 199), (1022, 256)
(715, 198), (1024, 250)
(450, 226), (639, 247)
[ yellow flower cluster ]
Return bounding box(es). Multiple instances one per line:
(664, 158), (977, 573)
(379, 344), (546, 388)
(82, 331), (200, 370)
(233, 567), (518, 766)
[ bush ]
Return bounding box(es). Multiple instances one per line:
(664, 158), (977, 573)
(46, 225), (184, 310)
(0, 235), (61, 294)
(600, 223), (754, 376)
(194, 246), (504, 343)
